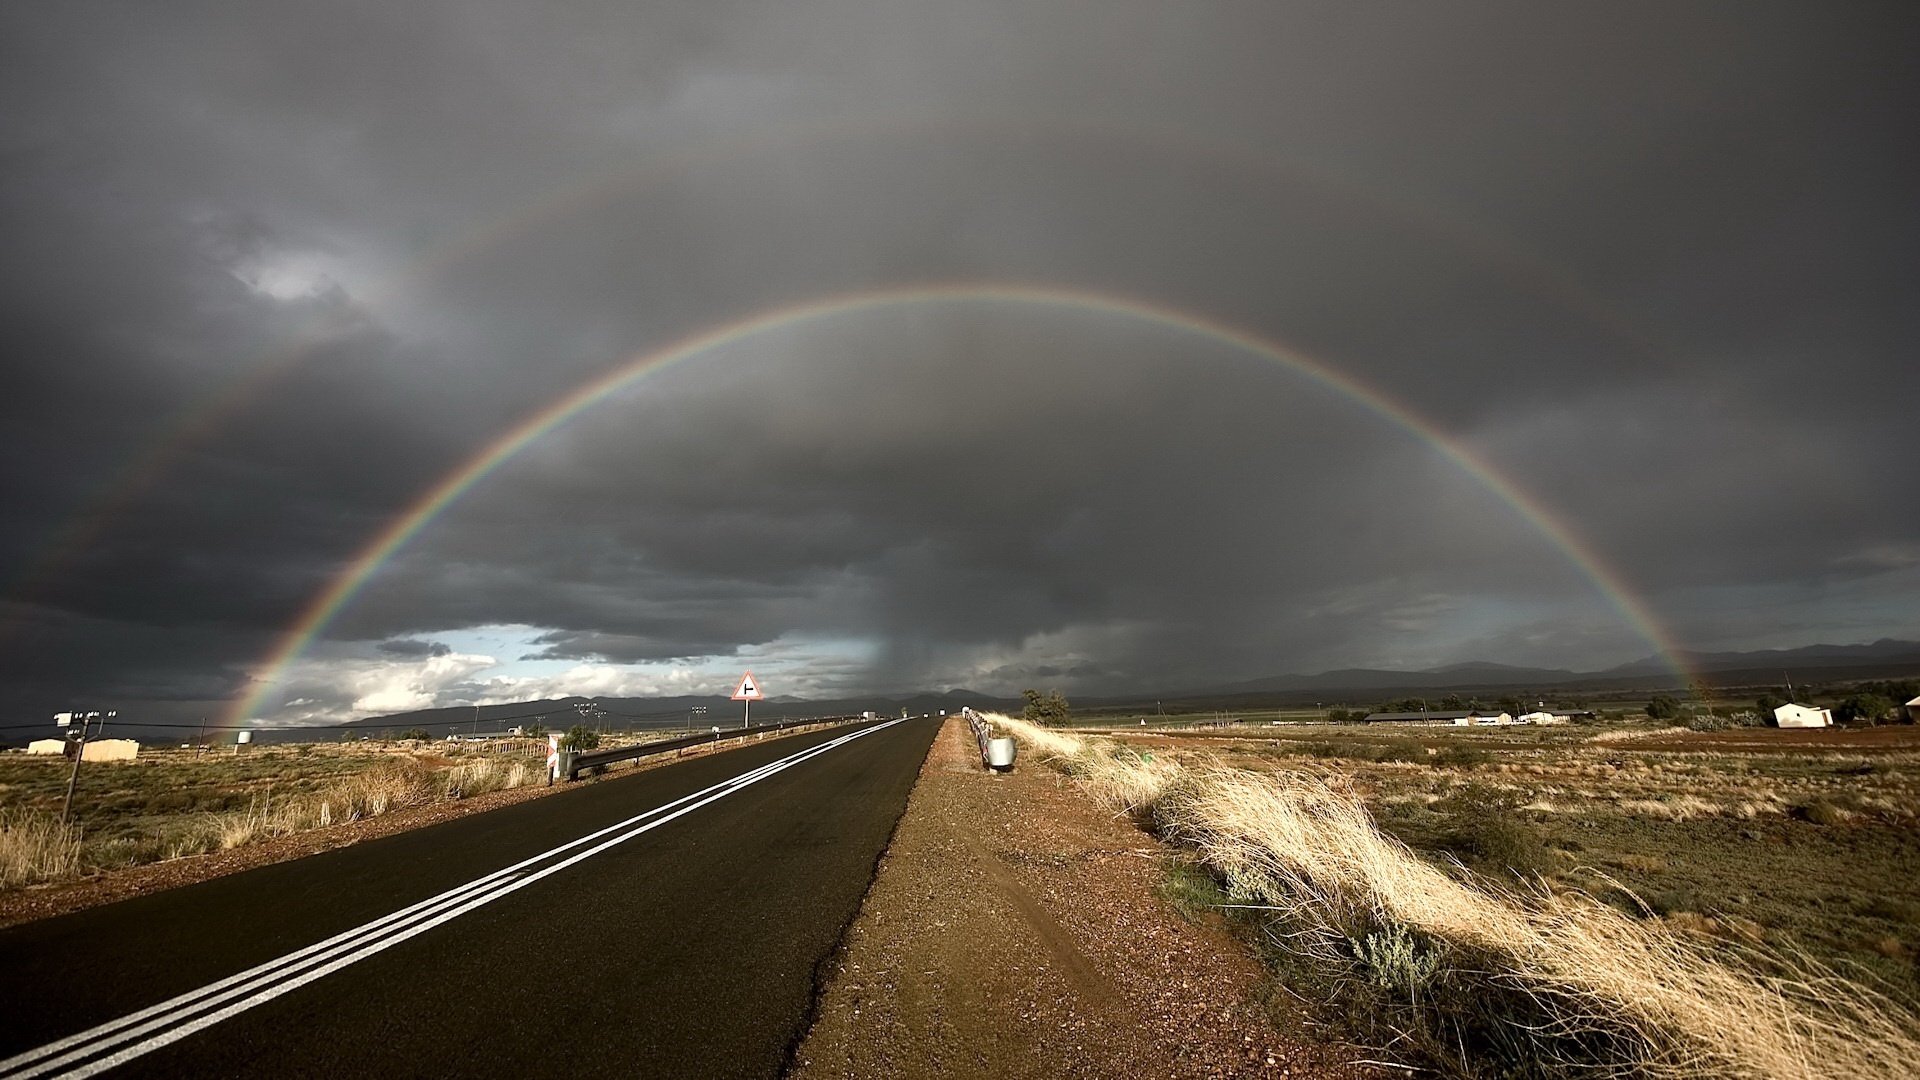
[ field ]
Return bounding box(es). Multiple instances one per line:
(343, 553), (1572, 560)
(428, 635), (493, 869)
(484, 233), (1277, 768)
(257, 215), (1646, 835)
(0, 735), (604, 890)
(1105, 720), (1920, 1003)
(975, 711), (1920, 1078)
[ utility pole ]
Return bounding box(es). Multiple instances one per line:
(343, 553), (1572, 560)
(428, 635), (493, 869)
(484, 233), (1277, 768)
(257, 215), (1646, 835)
(56, 710), (113, 825)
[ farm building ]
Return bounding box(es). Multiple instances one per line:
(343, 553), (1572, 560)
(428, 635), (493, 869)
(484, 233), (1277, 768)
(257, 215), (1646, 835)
(82, 739), (140, 761)
(26, 738), (142, 761)
(1364, 709), (1512, 726)
(1773, 703), (1832, 728)
(1906, 695), (1920, 722)
(1515, 710), (1594, 724)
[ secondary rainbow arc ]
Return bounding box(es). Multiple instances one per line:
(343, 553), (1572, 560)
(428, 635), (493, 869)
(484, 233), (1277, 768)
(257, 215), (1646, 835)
(223, 283), (1685, 726)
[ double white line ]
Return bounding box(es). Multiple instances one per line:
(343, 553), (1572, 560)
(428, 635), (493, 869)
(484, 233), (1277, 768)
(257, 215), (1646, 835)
(0, 719), (905, 1079)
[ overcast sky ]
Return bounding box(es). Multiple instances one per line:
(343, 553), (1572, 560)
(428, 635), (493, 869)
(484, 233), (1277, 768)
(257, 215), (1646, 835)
(1, 2), (1914, 725)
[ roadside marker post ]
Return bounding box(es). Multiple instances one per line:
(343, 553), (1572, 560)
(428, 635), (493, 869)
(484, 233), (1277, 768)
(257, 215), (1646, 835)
(730, 671), (763, 729)
(545, 734), (561, 786)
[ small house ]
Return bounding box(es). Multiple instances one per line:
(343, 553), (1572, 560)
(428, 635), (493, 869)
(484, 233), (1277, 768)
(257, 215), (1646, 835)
(26, 738), (65, 755)
(1773, 703), (1832, 729)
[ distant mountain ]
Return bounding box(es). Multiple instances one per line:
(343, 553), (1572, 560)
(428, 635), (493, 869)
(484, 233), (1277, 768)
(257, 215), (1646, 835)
(1185, 640), (1920, 701)
(1606, 639), (1920, 676)
(336, 642), (1920, 731)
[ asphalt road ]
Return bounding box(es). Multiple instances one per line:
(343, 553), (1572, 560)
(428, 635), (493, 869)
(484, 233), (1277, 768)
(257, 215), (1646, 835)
(0, 717), (939, 1079)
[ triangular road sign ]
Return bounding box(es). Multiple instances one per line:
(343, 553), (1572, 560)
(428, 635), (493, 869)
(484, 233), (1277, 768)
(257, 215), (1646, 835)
(730, 671), (764, 701)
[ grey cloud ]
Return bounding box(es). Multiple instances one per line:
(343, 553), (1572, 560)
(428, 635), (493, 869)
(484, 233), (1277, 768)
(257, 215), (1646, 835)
(1, 2), (1914, 719)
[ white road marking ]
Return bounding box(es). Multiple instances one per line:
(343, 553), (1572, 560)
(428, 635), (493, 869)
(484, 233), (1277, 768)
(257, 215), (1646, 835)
(0, 719), (905, 1079)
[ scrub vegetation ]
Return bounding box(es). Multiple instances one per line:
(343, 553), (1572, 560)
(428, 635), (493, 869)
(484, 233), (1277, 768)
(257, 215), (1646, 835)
(985, 712), (1920, 1080)
(0, 739), (553, 889)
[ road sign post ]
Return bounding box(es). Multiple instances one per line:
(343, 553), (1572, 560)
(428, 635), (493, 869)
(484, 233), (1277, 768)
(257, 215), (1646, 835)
(730, 671), (763, 729)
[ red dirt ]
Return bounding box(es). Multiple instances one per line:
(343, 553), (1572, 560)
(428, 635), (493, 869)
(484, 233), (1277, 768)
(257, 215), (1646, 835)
(1629, 725), (1920, 754)
(790, 718), (1377, 1080)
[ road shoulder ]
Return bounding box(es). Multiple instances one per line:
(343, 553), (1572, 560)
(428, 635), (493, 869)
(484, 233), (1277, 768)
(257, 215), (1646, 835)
(789, 718), (1373, 1079)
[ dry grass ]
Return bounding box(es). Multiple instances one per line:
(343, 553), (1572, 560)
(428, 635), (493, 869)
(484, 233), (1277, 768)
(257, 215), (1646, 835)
(207, 756), (537, 850)
(983, 713), (1920, 1080)
(0, 750), (551, 887)
(0, 807), (84, 888)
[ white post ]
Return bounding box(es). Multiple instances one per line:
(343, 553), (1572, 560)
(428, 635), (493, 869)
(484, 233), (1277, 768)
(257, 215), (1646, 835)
(743, 696), (751, 730)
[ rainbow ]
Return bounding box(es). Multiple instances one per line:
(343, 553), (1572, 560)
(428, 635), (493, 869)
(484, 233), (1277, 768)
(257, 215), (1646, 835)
(7, 111), (1662, 625)
(222, 282), (1685, 725)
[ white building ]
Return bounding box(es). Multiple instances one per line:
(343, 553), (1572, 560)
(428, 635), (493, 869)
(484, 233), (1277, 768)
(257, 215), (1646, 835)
(26, 738), (65, 755)
(1773, 703), (1832, 728)
(1518, 711), (1569, 725)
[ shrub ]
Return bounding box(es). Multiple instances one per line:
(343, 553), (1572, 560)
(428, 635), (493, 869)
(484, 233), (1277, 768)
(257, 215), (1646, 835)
(1158, 861), (1230, 922)
(1371, 739), (1428, 765)
(1434, 744), (1492, 768)
(1645, 695), (1681, 720)
(559, 725), (601, 751)
(1435, 796), (1554, 880)
(985, 711), (1920, 1079)
(0, 808), (84, 888)
(1021, 688), (1071, 726)
(1796, 799), (1848, 827)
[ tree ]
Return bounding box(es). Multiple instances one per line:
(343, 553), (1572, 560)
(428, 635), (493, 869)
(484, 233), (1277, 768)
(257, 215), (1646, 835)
(1837, 693), (1895, 725)
(1644, 695), (1680, 720)
(1021, 689), (1071, 726)
(1756, 693), (1784, 717)
(1439, 694), (1465, 709)
(522, 722), (547, 738)
(560, 724), (601, 751)
(401, 728), (430, 741)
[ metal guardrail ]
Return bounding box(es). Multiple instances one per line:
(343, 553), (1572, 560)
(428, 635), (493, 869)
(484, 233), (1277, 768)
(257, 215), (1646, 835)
(964, 707), (992, 767)
(961, 708), (1015, 771)
(557, 714), (867, 781)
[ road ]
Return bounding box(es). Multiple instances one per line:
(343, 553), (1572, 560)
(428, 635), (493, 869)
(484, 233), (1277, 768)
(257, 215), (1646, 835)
(0, 717), (939, 1079)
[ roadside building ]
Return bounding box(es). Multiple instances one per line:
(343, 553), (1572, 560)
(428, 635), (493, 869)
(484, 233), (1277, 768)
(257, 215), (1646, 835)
(26, 738), (65, 755)
(1773, 703), (1833, 728)
(1905, 696), (1920, 723)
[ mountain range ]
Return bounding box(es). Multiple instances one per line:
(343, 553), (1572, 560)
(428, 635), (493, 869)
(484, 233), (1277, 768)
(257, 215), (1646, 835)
(347, 640), (1920, 729)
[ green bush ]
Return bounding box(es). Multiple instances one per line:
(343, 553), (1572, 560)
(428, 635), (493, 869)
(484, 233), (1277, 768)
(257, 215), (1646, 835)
(1434, 745), (1492, 768)
(1371, 739), (1429, 765)
(1434, 788), (1553, 880)
(1158, 861), (1230, 922)
(1021, 688), (1071, 726)
(559, 725), (601, 751)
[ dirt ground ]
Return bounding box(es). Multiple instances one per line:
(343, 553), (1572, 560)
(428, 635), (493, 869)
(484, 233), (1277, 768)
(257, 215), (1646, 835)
(789, 718), (1376, 1080)
(1627, 724), (1920, 754)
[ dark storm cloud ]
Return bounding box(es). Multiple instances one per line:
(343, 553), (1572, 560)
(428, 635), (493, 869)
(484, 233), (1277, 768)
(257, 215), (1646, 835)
(375, 639), (451, 659)
(0, 1), (1914, 719)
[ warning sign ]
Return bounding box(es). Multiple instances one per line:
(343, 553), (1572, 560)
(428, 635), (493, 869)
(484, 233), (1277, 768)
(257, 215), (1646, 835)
(730, 671), (764, 701)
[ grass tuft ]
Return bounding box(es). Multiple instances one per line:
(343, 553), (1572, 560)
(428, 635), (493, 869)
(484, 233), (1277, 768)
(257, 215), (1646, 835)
(983, 711), (1920, 1080)
(0, 808), (84, 888)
